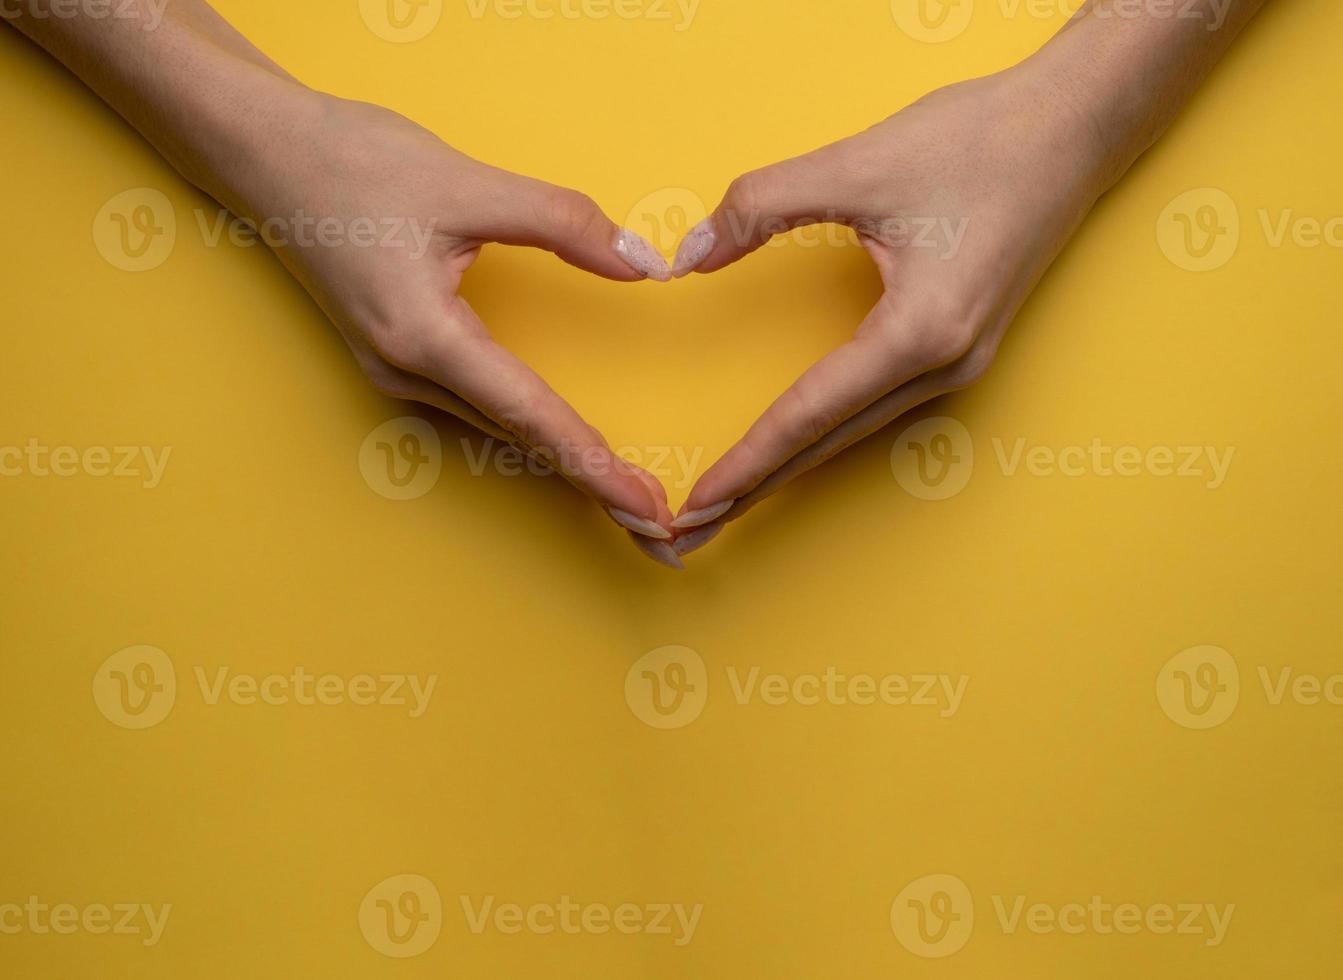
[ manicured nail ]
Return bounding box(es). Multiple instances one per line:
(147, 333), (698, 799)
(613, 229), (671, 282)
(671, 499), (734, 529)
(673, 523), (723, 557)
(672, 219), (716, 277)
(629, 532), (685, 571)
(608, 507), (671, 540)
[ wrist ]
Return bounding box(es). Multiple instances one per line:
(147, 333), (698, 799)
(136, 43), (320, 220)
(1006, 37), (1145, 197)
(26, 13), (322, 221)
(970, 59), (1120, 207)
(1013, 0), (1266, 193)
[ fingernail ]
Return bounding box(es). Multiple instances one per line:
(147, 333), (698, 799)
(608, 507), (671, 540)
(613, 229), (672, 282)
(673, 523), (723, 557)
(672, 219), (716, 277)
(629, 533), (685, 571)
(671, 499), (734, 529)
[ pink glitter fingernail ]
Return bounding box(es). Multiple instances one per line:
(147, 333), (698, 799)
(614, 229), (672, 281)
(672, 219), (717, 277)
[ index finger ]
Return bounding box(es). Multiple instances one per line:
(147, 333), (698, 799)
(674, 296), (963, 526)
(411, 298), (673, 541)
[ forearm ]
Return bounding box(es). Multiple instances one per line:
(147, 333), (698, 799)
(6, 0), (313, 217)
(1023, 0), (1268, 189)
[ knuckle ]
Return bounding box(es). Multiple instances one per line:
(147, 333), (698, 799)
(780, 386), (840, 447)
(363, 363), (415, 400)
(724, 170), (772, 219)
(495, 393), (546, 450)
(945, 342), (997, 389)
(731, 439), (776, 492)
(366, 322), (428, 371)
(910, 315), (978, 367)
(496, 413), (533, 449)
(545, 188), (603, 240)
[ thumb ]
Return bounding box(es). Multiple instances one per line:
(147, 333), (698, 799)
(671, 141), (872, 277)
(467, 168), (670, 282)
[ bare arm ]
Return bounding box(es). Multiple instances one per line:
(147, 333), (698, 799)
(669, 0), (1269, 553)
(8, 0), (684, 563)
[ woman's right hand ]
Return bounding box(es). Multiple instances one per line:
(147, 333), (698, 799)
(227, 90), (685, 566)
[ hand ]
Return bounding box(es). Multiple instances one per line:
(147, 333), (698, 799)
(236, 91), (687, 565)
(666, 69), (1111, 555)
(5, 0), (1266, 570)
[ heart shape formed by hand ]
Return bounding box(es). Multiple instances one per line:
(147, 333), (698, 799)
(212, 82), (1090, 571)
(557, 76), (1067, 569)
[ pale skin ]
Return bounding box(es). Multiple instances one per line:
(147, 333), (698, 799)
(668, 0), (1269, 556)
(7, 0), (684, 564)
(8, 0), (1267, 567)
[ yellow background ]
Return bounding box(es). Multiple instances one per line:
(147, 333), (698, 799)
(1, 0), (1340, 976)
